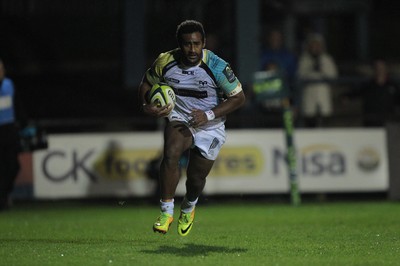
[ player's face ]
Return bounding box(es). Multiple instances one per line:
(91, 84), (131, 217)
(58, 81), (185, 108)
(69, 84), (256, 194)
(180, 32), (205, 66)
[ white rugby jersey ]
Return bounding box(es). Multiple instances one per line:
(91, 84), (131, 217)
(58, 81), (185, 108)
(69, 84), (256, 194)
(145, 48), (242, 129)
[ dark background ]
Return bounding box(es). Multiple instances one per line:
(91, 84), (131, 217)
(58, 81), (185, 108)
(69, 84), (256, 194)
(1, 0), (400, 131)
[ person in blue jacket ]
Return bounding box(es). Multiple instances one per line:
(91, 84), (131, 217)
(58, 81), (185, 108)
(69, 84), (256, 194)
(0, 58), (27, 211)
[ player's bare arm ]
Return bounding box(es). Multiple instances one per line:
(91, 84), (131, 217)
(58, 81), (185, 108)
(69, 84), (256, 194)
(189, 90), (245, 127)
(139, 79), (172, 117)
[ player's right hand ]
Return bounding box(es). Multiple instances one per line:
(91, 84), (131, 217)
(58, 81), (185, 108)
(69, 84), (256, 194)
(142, 103), (173, 117)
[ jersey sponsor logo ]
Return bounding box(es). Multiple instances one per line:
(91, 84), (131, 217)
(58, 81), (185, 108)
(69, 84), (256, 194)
(223, 64), (236, 83)
(165, 77), (180, 83)
(198, 81), (208, 89)
(182, 70), (195, 75)
(175, 88), (208, 98)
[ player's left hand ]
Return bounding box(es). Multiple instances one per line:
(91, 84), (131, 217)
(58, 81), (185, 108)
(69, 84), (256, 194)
(189, 109), (208, 127)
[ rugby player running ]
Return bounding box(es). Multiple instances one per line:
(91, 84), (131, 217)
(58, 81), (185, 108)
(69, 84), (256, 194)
(139, 20), (245, 236)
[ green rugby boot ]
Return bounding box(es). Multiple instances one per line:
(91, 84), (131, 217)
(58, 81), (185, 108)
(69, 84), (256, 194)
(153, 213), (173, 234)
(177, 209), (195, 236)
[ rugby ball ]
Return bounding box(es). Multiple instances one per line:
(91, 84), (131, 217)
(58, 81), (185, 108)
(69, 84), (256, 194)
(148, 83), (176, 109)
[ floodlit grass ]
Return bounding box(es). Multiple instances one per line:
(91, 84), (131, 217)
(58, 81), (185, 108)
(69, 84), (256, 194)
(0, 200), (399, 265)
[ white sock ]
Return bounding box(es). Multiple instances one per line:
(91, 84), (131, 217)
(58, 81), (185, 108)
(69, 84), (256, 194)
(160, 199), (174, 216)
(180, 196), (198, 213)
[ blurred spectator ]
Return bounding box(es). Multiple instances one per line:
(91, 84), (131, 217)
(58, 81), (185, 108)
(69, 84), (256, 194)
(251, 62), (290, 128)
(344, 59), (400, 127)
(253, 62), (289, 110)
(260, 29), (297, 86)
(297, 33), (338, 127)
(0, 58), (27, 211)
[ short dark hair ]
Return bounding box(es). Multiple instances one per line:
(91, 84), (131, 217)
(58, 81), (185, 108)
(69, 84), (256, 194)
(176, 20), (205, 46)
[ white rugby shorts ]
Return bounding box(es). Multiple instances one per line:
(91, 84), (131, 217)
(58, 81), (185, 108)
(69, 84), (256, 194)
(168, 111), (226, 161)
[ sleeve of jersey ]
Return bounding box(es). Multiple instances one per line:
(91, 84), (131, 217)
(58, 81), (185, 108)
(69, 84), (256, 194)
(145, 53), (168, 86)
(211, 56), (242, 97)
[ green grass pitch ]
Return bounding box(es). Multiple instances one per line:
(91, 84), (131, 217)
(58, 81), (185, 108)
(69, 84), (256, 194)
(1, 200), (399, 265)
